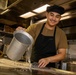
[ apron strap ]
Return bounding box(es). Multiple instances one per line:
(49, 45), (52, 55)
(39, 23), (45, 34)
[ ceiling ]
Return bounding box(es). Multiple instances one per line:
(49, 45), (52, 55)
(0, 0), (76, 28)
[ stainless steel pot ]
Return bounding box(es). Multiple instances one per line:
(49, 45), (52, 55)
(6, 30), (33, 61)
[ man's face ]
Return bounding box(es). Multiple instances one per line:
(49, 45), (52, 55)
(46, 12), (61, 27)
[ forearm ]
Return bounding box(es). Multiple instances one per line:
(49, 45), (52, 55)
(47, 52), (66, 63)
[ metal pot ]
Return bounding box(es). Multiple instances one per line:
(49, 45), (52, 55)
(6, 30), (33, 61)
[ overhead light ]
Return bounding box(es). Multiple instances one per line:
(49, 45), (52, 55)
(33, 4), (50, 13)
(61, 12), (70, 17)
(61, 16), (71, 20)
(20, 12), (36, 19)
(0, 39), (2, 42)
(35, 16), (72, 24)
(0, 9), (10, 15)
(35, 18), (47, 24)
(20, 4), (50, 19)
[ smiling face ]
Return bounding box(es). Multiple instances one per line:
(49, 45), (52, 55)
(46, 12), (61, 28)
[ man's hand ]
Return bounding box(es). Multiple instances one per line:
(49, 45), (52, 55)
(38, 57), (50, 68)
(16, 26), (26, 31)
(38, 48), (66, 68)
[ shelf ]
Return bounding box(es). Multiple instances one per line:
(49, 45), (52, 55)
(0, 31), (13, 38)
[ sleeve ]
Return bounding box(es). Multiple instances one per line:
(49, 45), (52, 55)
(26, 24), (37, 39)
(58, 30), (68, 49)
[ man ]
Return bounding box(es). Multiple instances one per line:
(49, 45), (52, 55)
(16, 5), (68, 68)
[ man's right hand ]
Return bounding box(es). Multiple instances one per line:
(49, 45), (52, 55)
(16, 26), (26, 31)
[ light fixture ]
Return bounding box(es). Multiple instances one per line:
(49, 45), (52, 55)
(0, 39), (2, 42)
(35, 18), (47, 24)
(33, 4), (50, 13)
(35, 16), (72, 24)
(20, 4), (50, 19)
(61, 12), (70, 17)
(20, 12), (36, 19)
(0, 9), (10, 15)
(60, 16), (71, 20)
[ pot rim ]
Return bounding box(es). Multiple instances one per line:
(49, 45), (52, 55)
(13, 30), (34, 44)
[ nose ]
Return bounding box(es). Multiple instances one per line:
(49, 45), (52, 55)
(52, 16), (56, 20)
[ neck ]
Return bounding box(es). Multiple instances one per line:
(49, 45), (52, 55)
(45, 23), (55, 30)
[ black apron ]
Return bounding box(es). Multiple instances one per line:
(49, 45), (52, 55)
(32, 23), (57, 68)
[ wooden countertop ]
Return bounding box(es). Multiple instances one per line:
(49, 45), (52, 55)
(0, 58), (76, 75)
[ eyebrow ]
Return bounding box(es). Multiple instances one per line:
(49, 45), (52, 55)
(49, 12), (61, 16)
